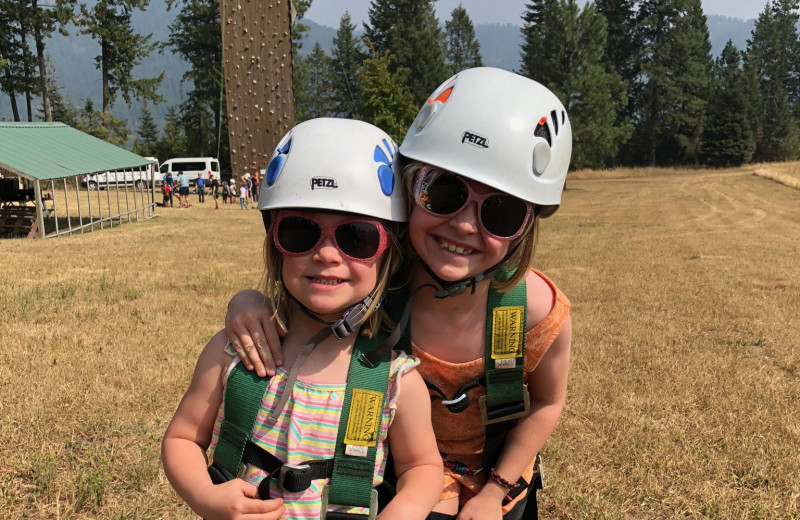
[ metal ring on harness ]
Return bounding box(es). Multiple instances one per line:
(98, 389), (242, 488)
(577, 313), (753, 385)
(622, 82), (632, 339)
(320, 485), (379, 520)
(425, 378), (484, 414)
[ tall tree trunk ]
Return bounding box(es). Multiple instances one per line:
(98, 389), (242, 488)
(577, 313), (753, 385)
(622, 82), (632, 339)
(198, 110), (205, 157)
(101, 37), (110, 114)
(19, 21), (33, 121)
(33, 0), (51, 122)
(3, 76), (21, 122)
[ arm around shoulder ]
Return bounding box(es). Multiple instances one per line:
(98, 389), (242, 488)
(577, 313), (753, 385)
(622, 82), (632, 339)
(379, 368), (443, 520)
(225, 289), (285, 377)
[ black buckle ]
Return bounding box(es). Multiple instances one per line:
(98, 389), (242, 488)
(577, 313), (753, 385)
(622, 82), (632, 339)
(277, 463), (313, 493)
(207, 463), (233, 484)
(478, 384), (531, 425)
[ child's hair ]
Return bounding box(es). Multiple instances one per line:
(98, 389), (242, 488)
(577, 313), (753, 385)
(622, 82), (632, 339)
(259, 210), (405, 337)
(401, 160), (538, 292)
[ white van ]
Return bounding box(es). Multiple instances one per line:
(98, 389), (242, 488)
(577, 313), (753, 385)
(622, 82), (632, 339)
(159, 157), (220, 186)
(83, 157), (160, 191)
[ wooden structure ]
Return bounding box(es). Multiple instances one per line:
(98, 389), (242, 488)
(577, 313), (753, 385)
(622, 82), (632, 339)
(0, 122), (157, 239)
(220, 0), (295, 179)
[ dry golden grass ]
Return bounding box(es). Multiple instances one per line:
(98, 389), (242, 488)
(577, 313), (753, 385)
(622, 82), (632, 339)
(1, 169), (798, 519)
(753, 161), (800, 190)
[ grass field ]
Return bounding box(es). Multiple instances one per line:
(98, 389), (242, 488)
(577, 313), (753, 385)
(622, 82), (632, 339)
(1, 164), (798, 519)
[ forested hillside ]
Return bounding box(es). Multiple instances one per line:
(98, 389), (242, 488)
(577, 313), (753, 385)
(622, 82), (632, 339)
(1, 2), (752, 128)
(6, 0), (791, 170)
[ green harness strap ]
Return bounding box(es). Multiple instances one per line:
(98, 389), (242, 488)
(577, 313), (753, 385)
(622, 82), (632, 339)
(481, 281), (528, 424)
(213, 331), (391, 514)
(214, 362), (271, 479)
(383, 282), (528, 425)
(326, 332), (391, 511)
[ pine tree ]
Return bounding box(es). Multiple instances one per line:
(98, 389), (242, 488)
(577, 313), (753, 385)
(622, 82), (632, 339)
(0, 0), (40, 121)
(28, 0), (75, 122)
(364, 0), (448, 105)
(569, 3), (632, 169)
(133, 103), (159, 157)
(330, 12), (366, 118)
(357, 45), (418, 144)
(520, 0), (565, 87)
(444, 6), (482, 75)
(745, 0), (800, 161)
(166, 0), (225, 159)
(631, 0), (713, 166)
(295, 43), (336, 122)
(155, 105), (187, 160)
(701, 41), (756, 166)
(75, 97), (129, 146)
(181, 94), (213, 157)
(595, 0), (638, 133)
(37, 60), (79, 126)
(520, 0), (630, 169)
(78, 0), (163, 115)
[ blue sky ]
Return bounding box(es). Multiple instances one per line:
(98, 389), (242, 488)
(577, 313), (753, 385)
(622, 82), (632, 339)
(305, 0), (770, 28)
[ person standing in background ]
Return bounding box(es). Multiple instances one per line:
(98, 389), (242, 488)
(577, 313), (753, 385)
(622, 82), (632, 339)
(251, 169), (260, 205)
(177, 170), (190, 208)
(196, 173), (206, 203)
(239, 180), (247, 210)
(208, 173), (220, 210)
(164, 172), (175, 208)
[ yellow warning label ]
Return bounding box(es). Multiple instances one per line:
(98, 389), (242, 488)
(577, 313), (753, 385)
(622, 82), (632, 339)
(491, 306), (524, 359)
(343, 389), (383, 447)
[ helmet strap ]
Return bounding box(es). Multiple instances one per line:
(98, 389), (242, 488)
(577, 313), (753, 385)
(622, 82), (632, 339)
(283, 282), (380, 339)
(268, 286), (383, 423)
(419, 242), (523, 299)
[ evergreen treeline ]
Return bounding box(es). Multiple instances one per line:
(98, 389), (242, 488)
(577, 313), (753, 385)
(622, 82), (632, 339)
(3, 0), (800, 169)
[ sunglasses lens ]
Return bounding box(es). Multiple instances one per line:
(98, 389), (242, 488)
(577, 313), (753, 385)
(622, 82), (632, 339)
(334, 222), (382, 260)
(276, 215), (321, 254)
(481, 195), (528, 237)
(418, 171), (469, 215)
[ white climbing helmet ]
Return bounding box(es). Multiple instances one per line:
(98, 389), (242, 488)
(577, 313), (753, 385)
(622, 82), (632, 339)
(399, 67), (572, 216)
(259, 118), (406, 222)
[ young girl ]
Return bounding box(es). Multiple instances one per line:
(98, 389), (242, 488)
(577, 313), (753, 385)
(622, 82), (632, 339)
(226, 68), (572, 520)
(162, 118), (443, 520)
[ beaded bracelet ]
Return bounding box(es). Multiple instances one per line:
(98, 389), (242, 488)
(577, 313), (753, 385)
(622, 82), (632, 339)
(489, 468), (520, 490)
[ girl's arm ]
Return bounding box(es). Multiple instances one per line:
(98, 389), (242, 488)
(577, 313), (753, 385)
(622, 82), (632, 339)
(161, 330), (285, 520)
(379, 369), (444, 520)
(225, 289), (285, 377)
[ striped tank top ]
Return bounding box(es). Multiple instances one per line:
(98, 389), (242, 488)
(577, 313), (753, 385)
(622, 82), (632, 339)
(209, 346), (420, 520)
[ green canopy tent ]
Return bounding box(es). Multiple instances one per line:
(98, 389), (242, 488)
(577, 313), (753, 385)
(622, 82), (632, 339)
(0, 122), (157, 238)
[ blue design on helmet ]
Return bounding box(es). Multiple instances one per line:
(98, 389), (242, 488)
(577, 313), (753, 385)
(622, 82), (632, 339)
(374, 138), (397, 196)
(266, 137), (292, 186)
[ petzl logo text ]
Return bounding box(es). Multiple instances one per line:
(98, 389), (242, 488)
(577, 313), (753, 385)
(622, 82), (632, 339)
(462, 131), (489, 148)
(311, 177), (338, 190)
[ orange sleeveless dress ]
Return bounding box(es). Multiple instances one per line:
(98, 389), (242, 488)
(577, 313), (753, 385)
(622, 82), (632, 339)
(412, 269), (570, 512)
